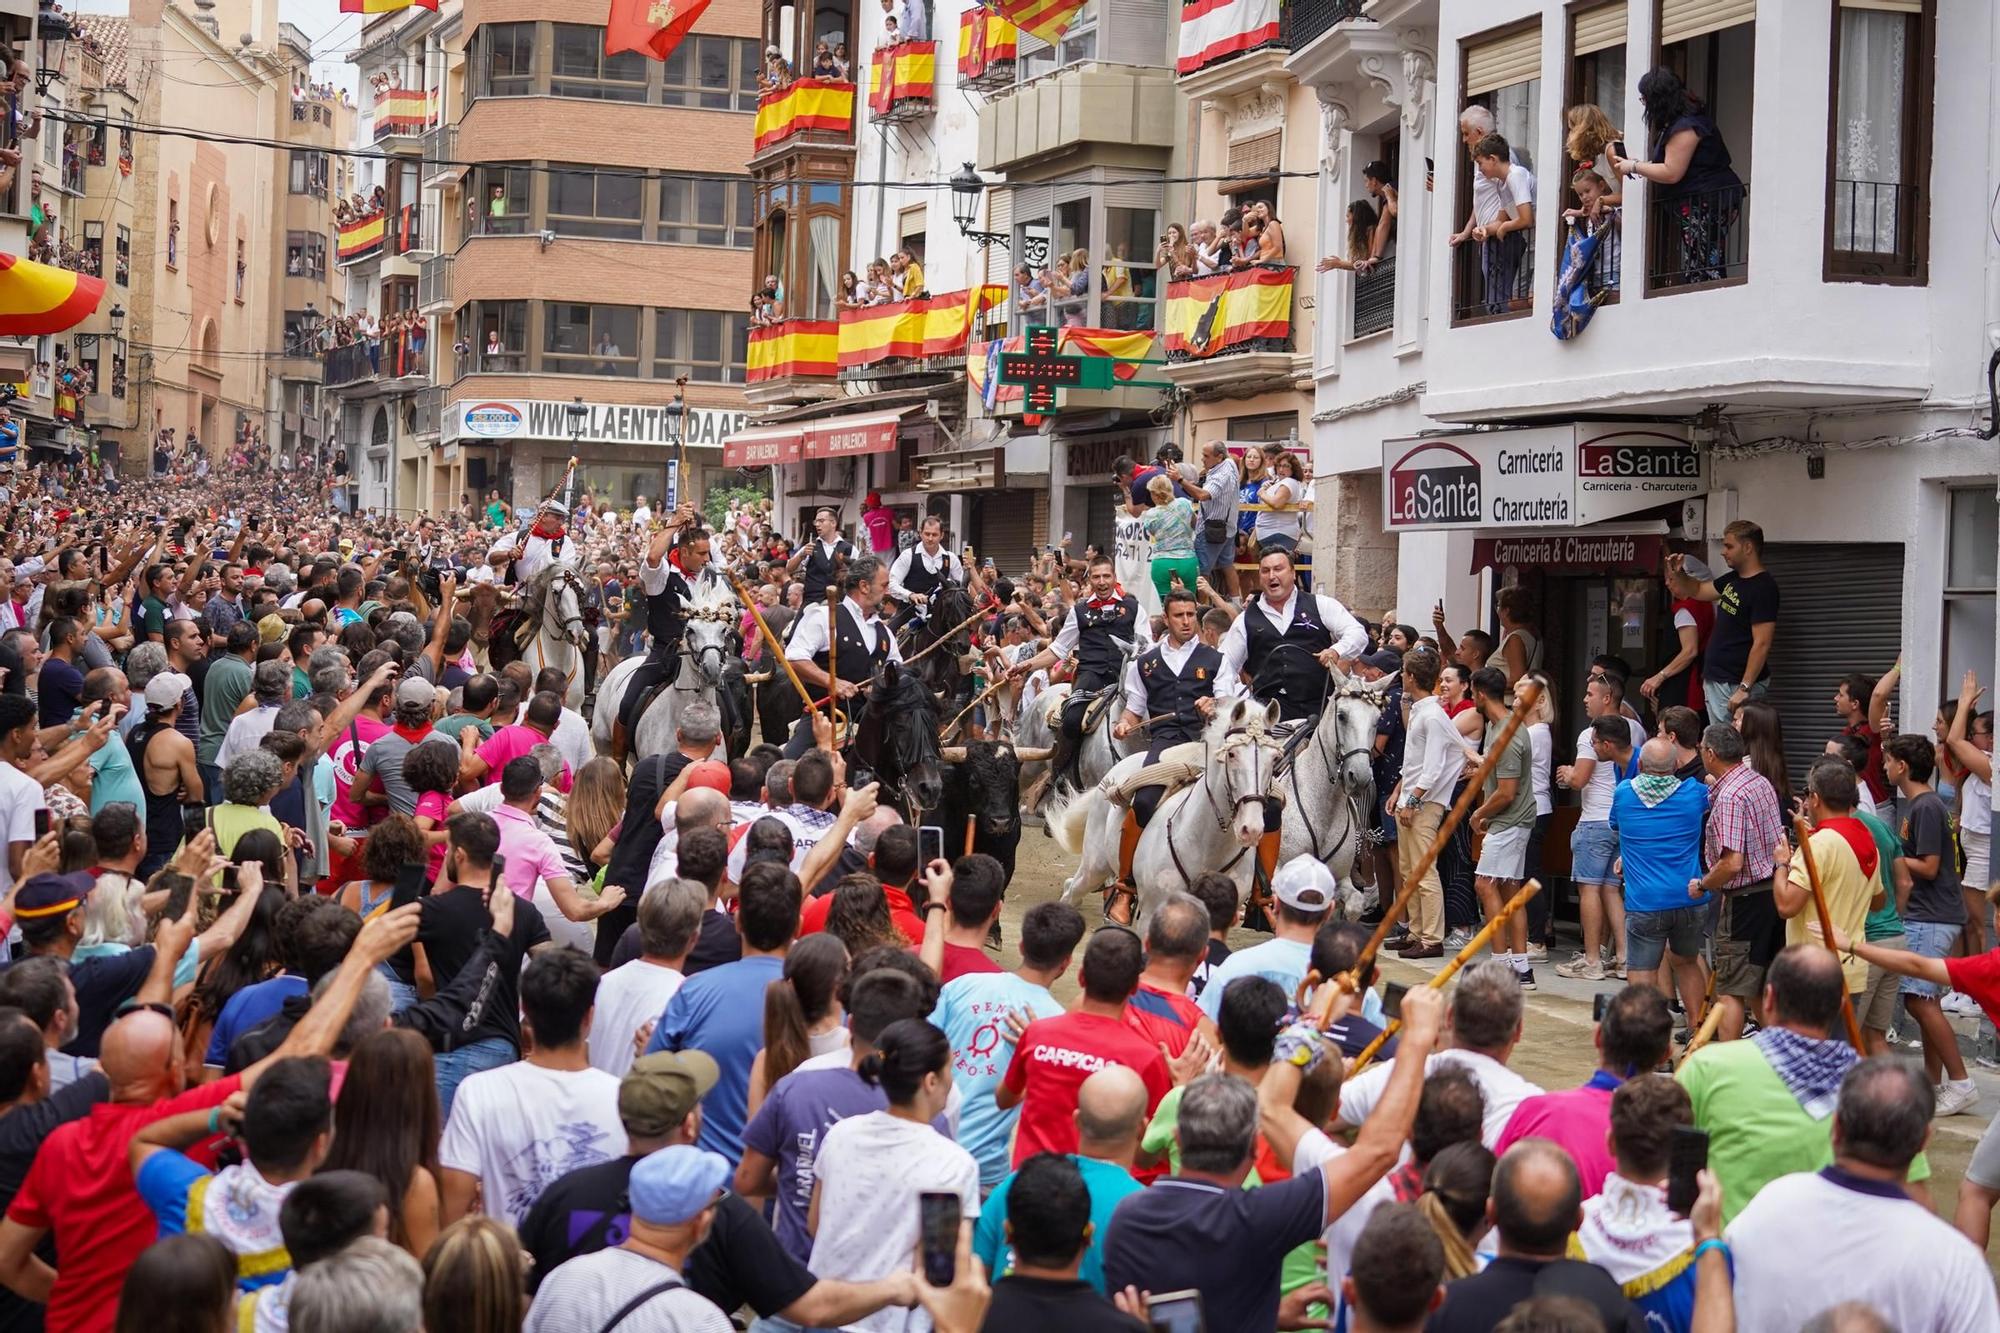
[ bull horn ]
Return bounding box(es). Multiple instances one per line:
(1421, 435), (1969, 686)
(743, 671), (772, 684)
(1009, 746), (1053, 762)
(939, 746), (967, 763)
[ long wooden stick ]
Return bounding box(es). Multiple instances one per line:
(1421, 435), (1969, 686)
(1676, 998), (1727, 1067)
(1791, 815), (1867, 1051)
(726, 575), (819, 720)
(900, 605), (989, 668)
(1348, 879), (1543, 1071)
(943, 675), (1010, 739)
(826, 587), (840, 750)
(1349, 682), (1543, 985)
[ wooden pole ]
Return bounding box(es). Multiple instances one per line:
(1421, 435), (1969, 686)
(1791, 815), (1868, 1051)
(826, 587), (841, 751)
(900, 605), (991, 668)
(1347, 879), (1542, 1071)
(1348, 682), (1543, 986)
(1675, 999), (1727, 1067)
(725, 575), (819, 720)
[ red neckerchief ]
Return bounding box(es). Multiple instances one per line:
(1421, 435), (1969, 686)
(530, 516), (566, 542)
(1816, 816), (1879, 881)
(668, 549), (686, 573)
(391, 722), (433, 745)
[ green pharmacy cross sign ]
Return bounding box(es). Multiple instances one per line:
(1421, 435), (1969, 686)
(997, 324), (1119, 412)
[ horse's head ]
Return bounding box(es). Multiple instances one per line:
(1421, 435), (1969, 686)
(861, 662), (944, 813)
(1328, 666), (1390, 797)
(533, 565), (589, 652)
(1208, 697), (1281, 847)
(929, 579), (977, 649)
(683, 582), (742, 689)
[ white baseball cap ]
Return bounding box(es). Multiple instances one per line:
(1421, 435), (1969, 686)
(1271, 856), (1335, 912)
(143, 671), (192, 710)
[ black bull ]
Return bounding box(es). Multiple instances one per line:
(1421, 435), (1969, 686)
(935, 740), (1028, 886)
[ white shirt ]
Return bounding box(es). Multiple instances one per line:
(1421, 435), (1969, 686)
(215, 705), (281, 769)
(1471, 160), (1535, 229)
(491, 530), (575, 584)
(588, 959), (686, 1077)
(438, 1061), (625, 1227)
(527, 1250), (732, 1333)
(1727, 1168), (2000, 1333)
(887, 544), (960, 602)
(1049, 599), (1153, 659)
(0, 762), (45, 902)
(1338, 1049), (1543, 1148)
(1575, 717), (1648, 822)
(1121, 635), (1242, 711)
(550, 709), (593, 776)
(1401, 695), (1464, 805)
(632, 504), (653, 529)
(1252, 476), (1303, 543)
(1217, 589), (1369, 694)
(784, 597), (903, 666)
(1294, 1128), (1394, 1330)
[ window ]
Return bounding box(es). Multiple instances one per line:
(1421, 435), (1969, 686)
(543, 302), (641, 376)
(467, 300), (529, 372)
(1647, 8), (1754, 293)
(81, 221), (102, 279)
(552, 23), (649, 101)
(1826, 0), (1929, 282)
(289, 150), (329, 197)
(475, 22), (537, 98)
(286, 229), (327, 278)
(115, 226), (129, 286)
(1451, 22), (1540, 324)
(235, 239), (246, 302)
(656, 309), (749, 383)
(469, 165), (533, 236)
(661, 36), (759, 111)
(111, 346), (126, 398)
(548, 167), (645, 240)
(284, 309), (317, 355)
(166, 199), (179, 269)
(1101, 206), (1158, 331)
(1567, 3), (1626, 299)
(1014, 0), (1095, 83)
(1225, 412), (1299, 443)
(1944, 486), (1996, 695)
(660, 177), (755, 247)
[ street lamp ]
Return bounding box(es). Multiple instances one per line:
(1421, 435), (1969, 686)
(949, 163), (1010, 249)
(33, 7), (69, 97)
(663, 375), (686, 508)
(72, 302), (123, 354)
(565, 395), (588, 445)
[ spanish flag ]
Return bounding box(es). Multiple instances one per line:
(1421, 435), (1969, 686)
(838, 285), (1007, 368)
(1061, 326), (1164, 377)
(868, 41), (936, 116)
(958, 7), (1019, 80)
(752, 78), (856, 152)
(605, 0), (714, 62)
(339, 0), (438, 13)
(373, 88), (432, 135)
(996, 0), (1089, 45)
(337, 214), (387, 261)
(747, 320), (839, 383)
(1163, 266), (1293, 359)
(0, 253), (104, 336)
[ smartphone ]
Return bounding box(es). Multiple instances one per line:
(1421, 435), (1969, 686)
(1608, 138), (1627, 161)
(1594, 992), (1616, 1023)
(182, 805), (209, 845)
(1381, 980), (1410, 1022)
(1145, 1290), (1206, 1333)
(391, 861), (427, 911)
(489, 853), (507, 887)
(1666, 1125), (1709, 1216)
(917, 1191), (960, 1288)
(919, 825), (945, 867)
(221, 865), (240, 893)
(31, 807), (48, 839)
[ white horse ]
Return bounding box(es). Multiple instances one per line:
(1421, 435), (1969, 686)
(592, 579), (741, 762)
(1050, 698), (1282, 929)
(1016, 639), (1144, 810)
(511, 564), (589, 712)
(1274, 669), (1391, 914)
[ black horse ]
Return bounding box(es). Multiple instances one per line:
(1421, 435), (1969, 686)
(899, 579), (979, 710)
(846, 662), (945, 819)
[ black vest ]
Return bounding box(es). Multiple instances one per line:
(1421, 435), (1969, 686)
(1244, 594), (1333, 720)
(812, 603), (890, 687)
(1136, 642), (1224, 744)
(1071, 595), (1139, 689)
(801, 539), (853, 602)
(899, 547), (955, 598)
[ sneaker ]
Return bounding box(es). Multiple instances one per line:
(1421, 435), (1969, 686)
(1555, 957), (1607, 981)
(1442, 928), (1474, 953)
(1611, 959), (1629, 979)
(1943, 992), (1980, 1017)
(1976, 1050), (2000, 1071)
(1516, 968), (1537, 992)
(1935, 1079), (1981, 1118)
(1525, 943), (1549, 964)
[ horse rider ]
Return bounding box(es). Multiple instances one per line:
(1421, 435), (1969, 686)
(786, 505), (854, 616)
(1101, 586), (1240, 921)
(887, 514), (986, 632)
(613, 504), (708, 753)
(1218, 547), (1369, 722)
(1008, 553), (1152, 803)
(783, 555), (900, 758)
(487, 495), (580, 586)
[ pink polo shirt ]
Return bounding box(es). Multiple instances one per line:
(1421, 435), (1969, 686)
(476, 724), (555, 786)
(1493, 1070), (1621, 1199)
(491, 803), (568, 901)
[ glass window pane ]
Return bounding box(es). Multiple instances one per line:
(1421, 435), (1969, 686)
(549, 170), (592, 216)
(554, 25), (599, 76)
(601, 174), (643, 219)
(691, 312), (722, 363)
(661, 178), (688, 223)
(606, 49), (649, 85)
(735, 181), (754, 228)
(1949, 488), (1998, 589)
(699, 37), (730, 87)
(1832, 9), (1908, 254)
(696, 180), (726, 226)
(657, 311), (683, 360)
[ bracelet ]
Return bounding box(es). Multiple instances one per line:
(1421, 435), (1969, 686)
(206, 1107), (222, 1135)
(922, 901), (948, 914)
(1693, 1239), (1729, 1262)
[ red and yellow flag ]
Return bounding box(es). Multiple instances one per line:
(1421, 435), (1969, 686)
(752, 78), (856, 152)
(373, 88), (433, 136)
(605, 0), (714, 62)
(747, 320), (839, 383)
(1163, 267), (1294, 359)
(337, 214), (387, 261)
(958, 8), (1019, 80)
(339, 0), (438, 13)
(0, 254), (104, 336)
(868, 41), (936, 115)
(996, 0), (1089, 46)
(838, 285), (1007, 368)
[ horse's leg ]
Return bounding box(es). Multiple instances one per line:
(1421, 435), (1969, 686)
(1061, 801), (1116, 904)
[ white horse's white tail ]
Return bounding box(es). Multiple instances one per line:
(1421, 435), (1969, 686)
(1048, 786), (1099, 856)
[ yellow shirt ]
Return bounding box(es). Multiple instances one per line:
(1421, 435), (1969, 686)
(1785, 826), (1879, 992)
(901, 261), (925, 297)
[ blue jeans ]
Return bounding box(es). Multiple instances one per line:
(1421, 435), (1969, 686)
(1901, 919), (1961, 999)
(434, 1036), (516, 1118)
(1703, 676), (1767, 723)
(1626, 905), (1706, 972)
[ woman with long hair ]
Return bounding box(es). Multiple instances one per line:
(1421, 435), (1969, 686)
(564, 756), (627, 877)
(181, 884), (284, 1080)
(837, 269), (865, 310)
(421, 1216), (525, 1333)
(748, 932), (849, 1117)
(1563, 103), (1624, 212)
(1733, 699), (1793, 814)
(1253, 449), (1306, 556)
(1519, 672), (1557, 961)
(1155, 222), (1195, 280)
(824, 874), (906, 958)
(1314, 199), (1383, 273)
(1418, 1140), (1496, 1280)
(322, 1028), (443, 1258)
(1610, 67), (1743, 285)
(1436, 662), (1483, 948)
(114, 1233), (237, 1333)
(335, 814), (429, 1009)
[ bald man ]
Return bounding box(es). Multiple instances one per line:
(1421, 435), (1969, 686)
(975, 1065), (1149, 1294)
(1609, 736), (1711, 1031)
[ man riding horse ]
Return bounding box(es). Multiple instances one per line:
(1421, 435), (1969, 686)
(613, 505), (717, 756)
(783, 555), (899, 758)
(887, 515), (986, 633)
(1008, 553), (1152, 806)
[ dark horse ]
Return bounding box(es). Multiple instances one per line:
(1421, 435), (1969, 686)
(845, 662), (945, 820)
(898, 579), (979, 711)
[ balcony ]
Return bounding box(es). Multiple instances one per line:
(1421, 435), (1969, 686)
(1161, 264), (1297, 390)
(1283, 0), (1368, 56)
(977, 61), (1176, 175)
(1448, 227), (1535, 326)
(418, 254), (453, 314)
(837, 285), (1005, 382)
(869, 41), (936, 125)
(323, 329), (430, 392)
(958, 9), (1018, 95)
(744, 318), (841, 407)
(373, 88), (437, 150)
(1352, 255), (1393, 338)
(423, 123), (462, 190)
(1646, 183), (1749, 296)
(323, 343), (376, 388)
(750, 78), (856, 164)
(337, 211), (388, 266)
(1176, 0), (1315, 95)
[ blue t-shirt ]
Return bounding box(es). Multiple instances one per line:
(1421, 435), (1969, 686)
(1608, 780), (1711, 914)
(930, 971), (1064, 1187)
(975, 1154), (1143, 1293)
(88, 738), (145, 816)
(645, 954), (785, 1164)
(204, 974), (311, 1066)
(741, 1065), (893, 1262)
(135, 1151), (294, 1292)
(1197, 937), (1312, 1022)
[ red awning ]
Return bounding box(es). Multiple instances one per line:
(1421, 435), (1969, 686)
(1470, 532), (1663, 574)
(720, 424), (805, 468)
(803, 406), (917, 460)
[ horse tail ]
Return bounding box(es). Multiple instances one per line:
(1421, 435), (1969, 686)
(1048, 787), (1096, 856)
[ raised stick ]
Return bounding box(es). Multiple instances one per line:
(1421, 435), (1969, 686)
(1347, 879), (1543, 1071)
(826, 587), (841, 750)
(943, 675), (1010, 739)
(900, 606), (990, 668)
(726, 575), (819, 720)
(1791, 815), (1867, 1051)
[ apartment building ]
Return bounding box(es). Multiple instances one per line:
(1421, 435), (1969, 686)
(1294, 0), (1996, 781)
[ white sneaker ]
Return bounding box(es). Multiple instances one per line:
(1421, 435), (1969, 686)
(1525, 943), (1549, 964)
(1442, 928), (1474, 952)
(1935, 1079), (1980, 1118)
(1555, 957), (1606, 981)
(1611, 958), (1629, 980)
(1944, 992), (1980, 1017)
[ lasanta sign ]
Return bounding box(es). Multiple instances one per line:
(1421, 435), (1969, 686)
(1382, 424), (1704, 531)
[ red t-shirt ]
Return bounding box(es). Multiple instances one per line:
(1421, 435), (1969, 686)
(1002, 1010), (1172, 1167)
(939, 941), (1003, 983)
(1946, 953), (2000, 1027)
(800, 883), (927, 944)
(1842, 721), (1888, 804)
(9, 1075), (243, 1333)
(1671, 597), (1714, 711)
(1123, 980), (1204, 1059)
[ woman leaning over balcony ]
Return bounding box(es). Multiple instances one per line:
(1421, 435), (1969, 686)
(1610, 67), (1742, 285)
(1316, 199), (1383, 274)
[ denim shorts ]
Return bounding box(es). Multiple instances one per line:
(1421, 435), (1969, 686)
(1900, 918), (1962, 998)
(1626, 905), (1706, 971)
(1571, 820), (1619, 885)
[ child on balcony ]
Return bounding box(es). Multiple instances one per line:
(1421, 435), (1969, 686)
(1451, 132), (1535, 316)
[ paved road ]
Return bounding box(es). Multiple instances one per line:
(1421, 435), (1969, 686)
(995, 825), (2000, 1266)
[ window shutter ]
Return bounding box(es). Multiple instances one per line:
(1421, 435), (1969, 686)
(1463, 26), (1541, 95)
(1659, 0), (1756, 46)
(1572, 3), (1628, 56)
(1838, 0), (1919, 11)
(1227, 131), (1281, 179)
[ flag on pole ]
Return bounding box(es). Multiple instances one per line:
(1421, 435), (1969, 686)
(606, 0), (714, 61)
(338, 0), (439, 14)
(995, 0), (1089, 46)
(0, 253), (104, 336)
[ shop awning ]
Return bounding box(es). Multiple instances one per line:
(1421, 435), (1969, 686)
(720, 423), (805, 468)
(803, 406), (918, 460)
(1470, 531), (1664, 574)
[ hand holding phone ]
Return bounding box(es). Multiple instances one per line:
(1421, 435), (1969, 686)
(919, 825), (945, 868)
(1146, 1290), (1206, 1333)
(1381, 979), (1410, 1022)
(917, 1192), (960, 1288)
(1666, 1126), (1709, 1216)
(391, 861), (427, 910)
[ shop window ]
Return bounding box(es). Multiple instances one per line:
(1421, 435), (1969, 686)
(543, 302), (641, 377)
(656, 309), (749, 383)
(552, 24), (649, 101)
(1825, 0), (1930, 283)
(1451, 22), (1540, 325)
(1944, 486), (1996, 694)
(474, 22), (538, 99)
(660, 178), (755, 248)
(548, 167), (645, 241)
(661, 36), (761, 111)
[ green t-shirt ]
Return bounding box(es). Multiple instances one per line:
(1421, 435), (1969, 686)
(197, 653), (254, 768)
(209, 802), (284, 861)
(1677, 1036), (1928, 1225)
(1483, 720), (1538, 831)
(434, 713), (496, 745)
(485, 501), (507, 527)
(137, 595), (169, 642)
(1856, 809), (1906, 941)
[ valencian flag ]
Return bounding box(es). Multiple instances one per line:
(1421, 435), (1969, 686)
(837, 285), (1007, 368)
(339, 0), (438, 13)
(747, 320), (838, 383)
(606, 0), (714, 61)
(0, 253), (104, 336)
(1176, 0), (1280, 74)
(1163, 267), (1293, 359)
(995, 0), (1089, 45)
(753, 78), (856, 151)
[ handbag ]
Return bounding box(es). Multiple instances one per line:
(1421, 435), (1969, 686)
(1202, 518), (1229, 545)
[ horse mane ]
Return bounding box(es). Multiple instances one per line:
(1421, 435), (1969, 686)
(685, 576), (738, 616)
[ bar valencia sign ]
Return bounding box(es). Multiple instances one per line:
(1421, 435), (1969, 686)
(1383, 424), (1702, 532)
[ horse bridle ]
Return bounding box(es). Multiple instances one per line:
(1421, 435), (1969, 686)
(673, 607), (739, 691)
(1286, 685), (1382, 863)
(1203, 726), (1279, 835)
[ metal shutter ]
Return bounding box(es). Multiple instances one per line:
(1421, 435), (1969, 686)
(1758, 542), (1903, 787)
(1660, 0), (1756, 45)
(1573, 3), (1628, 55)
(1839, 0), (1919, 10)
(976, 489), (1036, 577)
(1464, 26), (1541, 96)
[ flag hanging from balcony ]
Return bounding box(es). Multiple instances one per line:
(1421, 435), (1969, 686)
(1163, 267), (1292, 359)
(868, 41), (936, 116)
(605, 0), (713, 61)
(1176, 0), (1281, 73)
(837, 285), (1007, 368)
(996, 0), (1090, 46)
(752, 78), (856, 151)
(958, 8), (1018, 80)
(337, 214), (387, 261)
(747, 321), (839, 383)
(0, 253), (104, 336)
(338, 0), (439, 13)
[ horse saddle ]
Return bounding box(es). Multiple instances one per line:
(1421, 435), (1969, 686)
(1078, 687), (1121, 737)
(1101, 743), (1206, 814)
